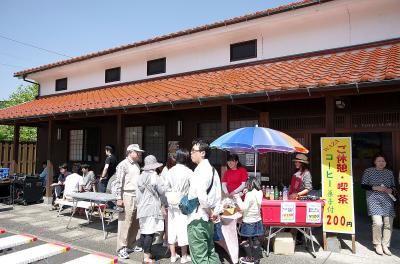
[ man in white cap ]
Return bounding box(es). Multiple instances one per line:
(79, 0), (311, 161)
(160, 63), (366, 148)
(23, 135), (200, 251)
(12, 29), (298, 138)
(114, 144), (144, 259)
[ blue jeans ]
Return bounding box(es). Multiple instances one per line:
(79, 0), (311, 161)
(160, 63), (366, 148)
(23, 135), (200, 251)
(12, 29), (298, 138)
(239, 221), (264, 237)
(98, 179), (108, 193)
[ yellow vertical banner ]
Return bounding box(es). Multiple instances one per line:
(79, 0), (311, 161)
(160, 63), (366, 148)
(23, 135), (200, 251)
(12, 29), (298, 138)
(321, 137), (355, 234)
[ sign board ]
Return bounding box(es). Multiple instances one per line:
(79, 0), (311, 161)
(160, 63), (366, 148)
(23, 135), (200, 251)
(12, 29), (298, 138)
(245, 153), (254, 167)
(306, 202), (322, 224)
(280, 202), (296, 223)
(321, 137), (355, 234)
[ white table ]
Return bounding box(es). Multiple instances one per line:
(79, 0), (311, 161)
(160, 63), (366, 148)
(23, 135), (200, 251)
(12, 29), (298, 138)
(67, 192), (117, 239)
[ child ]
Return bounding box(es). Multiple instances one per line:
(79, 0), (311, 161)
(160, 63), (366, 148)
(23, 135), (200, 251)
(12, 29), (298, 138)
(234, 177), (264, 264)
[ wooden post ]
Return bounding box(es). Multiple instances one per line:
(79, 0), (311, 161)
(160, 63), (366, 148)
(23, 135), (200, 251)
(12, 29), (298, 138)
(258, 112), (270, 128)
(258, 112), (270, 179)
(45, 120), (54, 200)
(325, 96), (335, 136)
(220, 104), (229, 176)
(324, 96), (337, 250)
(10, 125), (20, 174)
(116, 114), (123, 160)
(393, 131), (400, 227)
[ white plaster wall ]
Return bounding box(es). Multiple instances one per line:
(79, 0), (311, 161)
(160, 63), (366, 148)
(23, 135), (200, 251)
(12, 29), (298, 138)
(34, 0), (400, 96)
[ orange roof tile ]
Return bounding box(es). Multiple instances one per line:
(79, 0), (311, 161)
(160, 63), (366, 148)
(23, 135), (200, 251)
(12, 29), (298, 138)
(1, 41), (400, 121)
(14, 0), (332, 77)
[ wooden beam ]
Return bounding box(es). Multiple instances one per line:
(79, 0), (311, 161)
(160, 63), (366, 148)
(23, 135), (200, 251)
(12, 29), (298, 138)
(116, 114), (123, 160)
(325, 96), (335, 136)
(220, 104), (229, 177)
(45, 120), (53, 199)
(258, 112), (270, 178)
(10, 125), (20, 174)
(393, 131), (400, 227)
(258, 112), (270, 128)
(2, 84), (399, 126)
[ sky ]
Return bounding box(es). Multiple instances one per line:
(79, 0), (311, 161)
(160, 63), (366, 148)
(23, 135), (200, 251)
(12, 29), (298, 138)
(0, 0), (293, 100)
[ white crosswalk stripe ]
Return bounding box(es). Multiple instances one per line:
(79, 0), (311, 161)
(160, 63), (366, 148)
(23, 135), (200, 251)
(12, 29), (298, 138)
(0, 230), (118, 264)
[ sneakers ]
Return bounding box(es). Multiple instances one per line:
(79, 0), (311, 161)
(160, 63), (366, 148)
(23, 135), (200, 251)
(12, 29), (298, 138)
(382, 245), (392, 256)
(126, 246), (143, 253)
(170, 253), (180, 263)
(375, 244), (383, 255)
(180, 255), (191, 263)
(118, 247), (129, 259)
(134, 246), (143, 252)
(239, 256), (254, 264)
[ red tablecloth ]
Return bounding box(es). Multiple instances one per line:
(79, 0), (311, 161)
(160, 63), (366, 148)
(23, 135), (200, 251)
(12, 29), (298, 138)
(261, 199), (324, 227)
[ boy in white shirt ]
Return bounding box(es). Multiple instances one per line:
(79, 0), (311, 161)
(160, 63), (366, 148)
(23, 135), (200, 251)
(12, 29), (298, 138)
(63, 164), (83, 199)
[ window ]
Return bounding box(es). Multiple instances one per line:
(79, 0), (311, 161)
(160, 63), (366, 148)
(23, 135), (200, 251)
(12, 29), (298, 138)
(145, 126), (166, 162)
(69, 128), (100, 161)
(147, 57), (166, 76)
(69, 130), (83, 161)
(198, 122), (223, 165)
(230, 39), (257, 62)
(55, 78), (67, 91)
(105, 67), (121, 83)
(125, 126), (143, 150)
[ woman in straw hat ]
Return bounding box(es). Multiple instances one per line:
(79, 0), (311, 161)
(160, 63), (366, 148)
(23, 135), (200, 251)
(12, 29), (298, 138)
(136, 155), (167, 263)
(288, 153), (313, 200)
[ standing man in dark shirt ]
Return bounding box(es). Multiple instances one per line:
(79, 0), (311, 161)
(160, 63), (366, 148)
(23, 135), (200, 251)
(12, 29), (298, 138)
(98, 145), (117, 193)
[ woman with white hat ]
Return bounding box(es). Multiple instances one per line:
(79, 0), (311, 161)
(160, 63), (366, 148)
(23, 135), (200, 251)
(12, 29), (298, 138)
(136, 155), (166, 263)
(288, 153), (313, 200)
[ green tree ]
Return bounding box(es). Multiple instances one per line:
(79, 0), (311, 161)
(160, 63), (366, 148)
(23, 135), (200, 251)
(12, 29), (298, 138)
(0, 84), (38, 141)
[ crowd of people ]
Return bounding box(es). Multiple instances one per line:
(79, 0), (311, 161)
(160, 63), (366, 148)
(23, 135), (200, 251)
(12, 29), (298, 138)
(41, 141), (399, 263)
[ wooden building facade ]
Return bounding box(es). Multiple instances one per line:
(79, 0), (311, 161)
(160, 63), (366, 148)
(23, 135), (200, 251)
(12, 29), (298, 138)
(0, 0), (399, 224)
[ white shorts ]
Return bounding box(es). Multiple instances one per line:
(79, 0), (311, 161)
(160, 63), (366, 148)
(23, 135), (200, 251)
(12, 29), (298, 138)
(168, 207), (189, 246)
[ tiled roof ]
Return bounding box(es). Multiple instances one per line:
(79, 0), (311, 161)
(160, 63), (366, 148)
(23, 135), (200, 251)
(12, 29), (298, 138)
(14, 0), (332, 77)
(1, 41), (399, 122)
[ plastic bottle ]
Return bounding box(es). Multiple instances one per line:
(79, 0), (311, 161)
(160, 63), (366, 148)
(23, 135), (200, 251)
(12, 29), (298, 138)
(279, 191), (283, 200)
(283, 186), (288, 201)
(265, 186), (270, 199)
(262, 185), (266, 197)
(274, 186), (279, 200)
(269, 186), (274, 200)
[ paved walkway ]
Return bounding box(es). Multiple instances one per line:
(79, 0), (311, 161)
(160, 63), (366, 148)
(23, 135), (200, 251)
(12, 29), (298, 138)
(0, 203), (399, 263)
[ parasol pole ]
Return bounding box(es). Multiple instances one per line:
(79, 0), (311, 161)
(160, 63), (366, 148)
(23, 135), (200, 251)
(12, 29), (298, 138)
(254, 124), (258, 179)
(254, 151), (257, 178)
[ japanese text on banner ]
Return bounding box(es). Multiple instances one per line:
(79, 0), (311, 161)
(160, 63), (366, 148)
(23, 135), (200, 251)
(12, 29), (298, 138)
(321, 137), (355, 234)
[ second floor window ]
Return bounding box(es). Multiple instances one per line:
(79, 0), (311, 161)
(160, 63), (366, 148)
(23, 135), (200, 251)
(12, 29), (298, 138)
(147, 57), (166, 76)
(55, 78), (67, 91)
(105, 67), (121, 83)
(230, 39), (257, 62)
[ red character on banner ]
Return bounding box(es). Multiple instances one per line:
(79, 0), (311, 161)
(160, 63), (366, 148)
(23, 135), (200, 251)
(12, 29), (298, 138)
(337, 182), (348, 191)
(336, 145), (348, 172)
(338, 194), (348, 204)
(337, 163), (348, 173)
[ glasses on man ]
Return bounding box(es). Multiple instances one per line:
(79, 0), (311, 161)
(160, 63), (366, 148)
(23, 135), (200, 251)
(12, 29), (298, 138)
(191, 149), (201, 153)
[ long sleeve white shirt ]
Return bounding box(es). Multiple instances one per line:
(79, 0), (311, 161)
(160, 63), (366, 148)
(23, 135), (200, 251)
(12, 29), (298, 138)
(188, 159), (221, 223)
(166, 164), (193, 193)
(235, 189), (262, 223)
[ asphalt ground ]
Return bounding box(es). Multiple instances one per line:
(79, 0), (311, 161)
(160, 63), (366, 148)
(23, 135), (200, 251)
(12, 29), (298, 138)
(0, 202), (399, 264)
